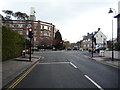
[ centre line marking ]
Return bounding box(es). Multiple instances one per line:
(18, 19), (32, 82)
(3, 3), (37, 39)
(38, 62), (70, 64)
(84, 75), (104, 90)
(70, 62), (77, 68)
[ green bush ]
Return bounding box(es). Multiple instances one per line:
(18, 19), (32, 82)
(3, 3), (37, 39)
(2, 26), (25, 61)
(114, 43), (120, 51)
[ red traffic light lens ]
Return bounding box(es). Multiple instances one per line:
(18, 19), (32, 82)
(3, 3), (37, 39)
(29, 28), (32, 31)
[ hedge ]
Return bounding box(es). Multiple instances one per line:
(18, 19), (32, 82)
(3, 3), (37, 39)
(2, 26), (25, 61)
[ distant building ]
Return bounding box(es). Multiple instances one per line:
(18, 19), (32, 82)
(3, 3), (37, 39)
(2, 20), (56, 48)
(81, 28), (107, 50)
(2, 7), (58, 48)
(82, 33), (93, 50)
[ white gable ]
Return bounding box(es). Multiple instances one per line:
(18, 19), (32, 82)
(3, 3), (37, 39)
(94, 30), (107, 44)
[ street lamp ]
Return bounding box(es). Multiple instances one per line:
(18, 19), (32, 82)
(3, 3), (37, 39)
(108, 8), (116, 61)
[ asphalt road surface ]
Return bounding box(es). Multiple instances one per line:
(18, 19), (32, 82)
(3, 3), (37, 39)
(7, 51), (120, 89)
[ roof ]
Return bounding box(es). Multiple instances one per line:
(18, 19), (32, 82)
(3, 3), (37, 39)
(83, 29), (100, 40)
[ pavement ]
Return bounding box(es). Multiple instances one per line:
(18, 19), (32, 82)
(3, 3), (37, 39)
(81, 51), (120, 67)
(2, 54), (40, 89)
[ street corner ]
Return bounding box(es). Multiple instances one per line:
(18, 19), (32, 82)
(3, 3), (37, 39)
(13, 56), (40, 62)
(39, 56), (45, 59)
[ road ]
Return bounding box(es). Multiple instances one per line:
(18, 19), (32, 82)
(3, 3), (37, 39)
(7, 50), (119, 89)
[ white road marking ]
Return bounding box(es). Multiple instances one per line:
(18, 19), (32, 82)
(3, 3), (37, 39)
(70, 62), (77, 68)
(84, 75), (104, 90)
(38, 62), (70, 64)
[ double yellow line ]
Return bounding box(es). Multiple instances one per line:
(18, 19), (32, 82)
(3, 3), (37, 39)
(7, 61), (39, 90)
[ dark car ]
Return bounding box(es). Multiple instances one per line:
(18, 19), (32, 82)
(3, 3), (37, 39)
(73, 46), (79, 50)
(67, 47), (72, 50)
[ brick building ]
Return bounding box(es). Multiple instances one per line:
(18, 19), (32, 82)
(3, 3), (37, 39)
(3, 20), (56, 48)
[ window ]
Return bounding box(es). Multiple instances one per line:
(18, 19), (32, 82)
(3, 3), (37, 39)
(44, 26), (48, 30)
(18, 24), (23, 28)
(44, 31), (48, 36)
(101, 35), (102, 37)
(9, 24), (14, 28)
(17, 30), (23, 35)
(34, 31), (37, 35)
(84, 45), (86, 47)
(34, 37), (37, 41)
(88, 39), (90, 41)
(34, 24), (37, 29)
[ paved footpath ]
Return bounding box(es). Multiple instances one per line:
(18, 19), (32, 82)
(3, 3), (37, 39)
(92, 57), (120, 67)
(81, 51), (120, 68)
(2, 55), (40, 88)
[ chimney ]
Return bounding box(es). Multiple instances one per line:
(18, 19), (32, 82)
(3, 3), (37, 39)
(98, 28), (100, 31)
(87, 33), (89, 36)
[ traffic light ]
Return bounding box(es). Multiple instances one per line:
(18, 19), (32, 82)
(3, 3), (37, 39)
(28, 28), (33, 38)
(60, 41), (63, 44)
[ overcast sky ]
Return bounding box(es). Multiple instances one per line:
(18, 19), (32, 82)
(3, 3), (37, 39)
(0, 0), (119, 43)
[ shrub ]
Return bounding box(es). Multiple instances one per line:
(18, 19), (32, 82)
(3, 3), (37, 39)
(114, 43), (120, 51)
(2, 26), (25, 61)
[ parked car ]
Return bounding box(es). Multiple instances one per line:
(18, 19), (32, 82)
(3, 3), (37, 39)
(32, 47), (39, 51)
(67, 47), (72, 50)
(73, 47), (78, 50)
(79, 48), (83, 51)
(94, 47), (106, 53)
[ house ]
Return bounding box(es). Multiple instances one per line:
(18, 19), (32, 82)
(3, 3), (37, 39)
(94, 29), (107, 48)
(81, 28), (107, 50)
(82, 33), (93, 50)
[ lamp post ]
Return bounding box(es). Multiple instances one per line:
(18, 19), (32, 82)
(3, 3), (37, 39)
(91, 32), (94, 57)
(108, 8), (116, 61)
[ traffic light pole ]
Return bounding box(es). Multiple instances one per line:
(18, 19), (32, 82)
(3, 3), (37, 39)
(29, 38), (32, 62)
(28, 28), (33, 62)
